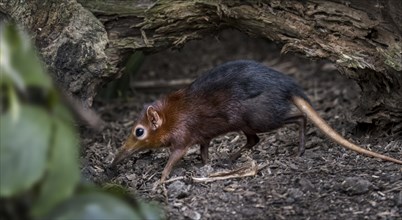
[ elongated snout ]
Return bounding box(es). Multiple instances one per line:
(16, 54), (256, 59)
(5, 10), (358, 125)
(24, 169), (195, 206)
(109, 135), (146, 169)
(106, 145), (137, 177)
(110, 147), (134, 168)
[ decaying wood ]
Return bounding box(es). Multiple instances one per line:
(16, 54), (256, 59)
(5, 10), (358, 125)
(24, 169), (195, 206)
(0, 0), (109, 106)
(1, 0), (401, 131)
(132, 78), (194, 90)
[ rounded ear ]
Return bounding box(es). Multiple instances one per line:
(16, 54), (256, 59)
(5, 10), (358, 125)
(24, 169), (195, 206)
(146, 106), (162, 129)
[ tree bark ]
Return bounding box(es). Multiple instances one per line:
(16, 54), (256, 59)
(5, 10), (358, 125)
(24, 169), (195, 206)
(0, 0), (108, 105)
(1, 0), (401, 131)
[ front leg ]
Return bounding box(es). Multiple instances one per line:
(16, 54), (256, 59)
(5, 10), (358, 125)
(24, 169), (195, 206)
(160, 146), (189, 183)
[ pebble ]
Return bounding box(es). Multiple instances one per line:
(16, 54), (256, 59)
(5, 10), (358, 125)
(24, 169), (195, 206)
(340, 177), (372, 195)
(167, 180), (189, 198)
(197, 164), (214, 177)
(286, 188), (304, 203)
(298, 178), (315, 192)
(182, 206), (201, 220)
(125, 173), (137, 181)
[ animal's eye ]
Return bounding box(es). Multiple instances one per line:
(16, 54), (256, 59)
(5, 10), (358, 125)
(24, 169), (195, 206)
(135, 128), (145, 137)
(133, 125), (147, 140)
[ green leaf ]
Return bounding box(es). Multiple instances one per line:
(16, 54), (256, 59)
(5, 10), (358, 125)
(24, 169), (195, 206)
(102, 183), (131, 198)
(0, 23), (52, 90)
(6, 82), (21, 121)
(31, 105), (80, 217)
(0, 105), (51, 197)
(101, 184), (163, 220)
(46, 192), (145, 220)
(136, 201), (164, 220)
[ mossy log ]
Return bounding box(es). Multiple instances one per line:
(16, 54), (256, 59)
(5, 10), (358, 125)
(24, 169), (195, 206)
(1, 0), (401, 132)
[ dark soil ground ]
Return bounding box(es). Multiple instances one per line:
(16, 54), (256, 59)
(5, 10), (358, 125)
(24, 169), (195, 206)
(81, 30), (402, 220)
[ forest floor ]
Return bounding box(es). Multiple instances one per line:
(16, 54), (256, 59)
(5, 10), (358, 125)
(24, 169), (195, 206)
(80, 30), (402, 220)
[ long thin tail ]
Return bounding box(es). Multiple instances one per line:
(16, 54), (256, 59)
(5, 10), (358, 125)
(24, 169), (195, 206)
(292, 96), (402, 165)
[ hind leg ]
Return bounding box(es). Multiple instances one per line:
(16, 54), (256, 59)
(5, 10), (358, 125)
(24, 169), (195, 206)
(230, 132), (260, 161)
(284, 114), (307, 156)
(200, 142), (210, 165)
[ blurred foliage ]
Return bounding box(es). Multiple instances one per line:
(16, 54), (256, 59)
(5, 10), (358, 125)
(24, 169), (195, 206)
(0, 22), (163, 219)
(99, 51), (145, 99)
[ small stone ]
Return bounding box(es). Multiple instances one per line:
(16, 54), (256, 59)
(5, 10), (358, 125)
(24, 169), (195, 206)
(340, 177), (372, 195)
(167, 180), (187, 198)
(218, 193), (230, 203)
(286, 188), (304, 203)
(182, 206), (201, 220)
(298, 178), (315, 192)
(197, 164), (214, 176)
(125, 173), (137, 181)
(288, 162), (299, 170)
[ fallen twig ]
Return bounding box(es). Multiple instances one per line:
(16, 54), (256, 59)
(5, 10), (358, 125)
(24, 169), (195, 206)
(164, 176), (186, 183)
(192, 160), (259, 183)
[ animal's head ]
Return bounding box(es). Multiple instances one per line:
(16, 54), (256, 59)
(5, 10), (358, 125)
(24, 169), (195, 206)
(111, 105), (166, 167)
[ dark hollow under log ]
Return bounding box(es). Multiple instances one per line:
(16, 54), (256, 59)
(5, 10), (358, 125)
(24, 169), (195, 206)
(1, 0), (401, 133)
